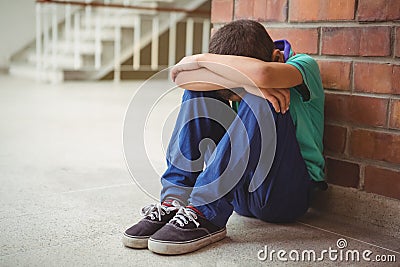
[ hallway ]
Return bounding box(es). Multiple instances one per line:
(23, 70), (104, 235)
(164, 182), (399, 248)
(0, 76), (398, 266)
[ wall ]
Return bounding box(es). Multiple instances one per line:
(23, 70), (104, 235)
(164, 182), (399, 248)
(0, 0), (36, 69)
(211, 0), (400, 200)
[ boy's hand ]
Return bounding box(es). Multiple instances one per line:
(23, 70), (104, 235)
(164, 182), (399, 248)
(260, 88), (290, 114)
(171, 55), (202, 82)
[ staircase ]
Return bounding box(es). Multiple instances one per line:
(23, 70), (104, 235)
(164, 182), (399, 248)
(9, 0), (210, 83)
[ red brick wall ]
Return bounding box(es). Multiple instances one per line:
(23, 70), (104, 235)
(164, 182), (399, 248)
(211, 0), (400, 200)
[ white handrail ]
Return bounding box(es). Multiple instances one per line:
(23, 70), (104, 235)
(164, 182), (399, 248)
(133, 15), (141, 70)
(185, 17), (194, 56)
(202, 18), (210, 53)
(151, 16), (159, 71)
(73, 12), (80, 69)
(95, 15), (101, 69)
(168, 12), (177, 67)
(34, 1), (210, 82)
(51, 4), (58, 70)
(85, 0), (91, 35)
(36, 3), (42, 81)
(114, 19), (121, 82)
(43, 5), (49, 69)
(65, 4), (72, 48)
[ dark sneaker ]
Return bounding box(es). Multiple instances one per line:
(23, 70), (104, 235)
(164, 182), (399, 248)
(122, 199), (182, 249)
(148, 206), (226, 255)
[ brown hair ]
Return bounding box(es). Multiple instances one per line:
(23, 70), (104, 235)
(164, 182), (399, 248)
(209, 19), (275, 62)
(209, 20), (275, 101)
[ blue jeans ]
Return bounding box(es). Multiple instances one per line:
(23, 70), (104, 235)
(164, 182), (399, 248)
(161, 90), (312, 227)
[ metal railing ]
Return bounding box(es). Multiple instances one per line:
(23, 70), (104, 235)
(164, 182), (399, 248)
(35, 0), (210, 82)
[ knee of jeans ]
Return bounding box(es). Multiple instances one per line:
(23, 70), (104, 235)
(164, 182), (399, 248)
(240, 93), (277, 120)
(183, 90), (201, 100)
(183, 90), (219, 100)
(242, 92), (266, 106)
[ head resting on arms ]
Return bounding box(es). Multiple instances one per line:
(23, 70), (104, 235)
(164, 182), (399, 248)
(209, 20), (283, 101)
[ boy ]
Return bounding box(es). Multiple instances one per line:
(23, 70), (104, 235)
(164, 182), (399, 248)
(123, 19), (326, 255)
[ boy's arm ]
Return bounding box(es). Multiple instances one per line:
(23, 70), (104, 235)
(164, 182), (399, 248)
(175, 68), (290, 113)
(174, 67), (238, 91)
(171, 53), (303, 89)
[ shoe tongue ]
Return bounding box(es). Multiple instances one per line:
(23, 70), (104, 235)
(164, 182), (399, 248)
(162, 199), (182, 207)
(186, 206), (204, 217)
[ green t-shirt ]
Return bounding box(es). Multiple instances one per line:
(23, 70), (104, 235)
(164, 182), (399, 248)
(286, 54), (325, 182)
(232, 54), (325, 182)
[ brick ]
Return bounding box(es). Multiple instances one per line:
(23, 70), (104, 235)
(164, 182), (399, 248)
(211, 0), (233, 23)
(267, 28), (319, 54)
(325, 94), (347, 122)
(321, 27), (391, 56)
(323, 124), (347, 154)
(394, 65), (400, 94)
(365, 166), (400, 200)
(322, 27), (362, 56)
(357, 0), (400, 22)
(348, 96), (388, 127)
(349, 129), (400, 164)
(326, 158), (360, 188)
(255, 0), (288, 22)
(318, 61), (351, 90)
(235, 0), (253, 19)
(354, 63), (396, 94)
(289, 0), (355, 22)
(390, 99), (400, 129)
(396, 27), (400, 58)
(235, 0), (288, 22)
(325, 94), (388, 127)
(360, 27), (391, 57)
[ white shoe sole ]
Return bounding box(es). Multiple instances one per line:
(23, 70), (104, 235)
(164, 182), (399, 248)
(147, 228), (226, 255)
(122, 234), (149, 249)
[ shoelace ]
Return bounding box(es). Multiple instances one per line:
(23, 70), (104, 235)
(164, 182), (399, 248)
(140, 203), (177, 222)
(170, 207), (200, 228)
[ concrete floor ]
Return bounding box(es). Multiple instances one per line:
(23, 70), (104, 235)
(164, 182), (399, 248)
(0, 75), (399, 266)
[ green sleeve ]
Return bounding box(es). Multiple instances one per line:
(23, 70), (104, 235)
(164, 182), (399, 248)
(286, 54), (324, 102)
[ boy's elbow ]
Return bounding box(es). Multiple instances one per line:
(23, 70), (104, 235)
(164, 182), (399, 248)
(175, 74), (195, 90)
(174, 73), (185, 87)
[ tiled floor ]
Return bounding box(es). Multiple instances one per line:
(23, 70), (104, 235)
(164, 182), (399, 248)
(0, 76), (398, 266)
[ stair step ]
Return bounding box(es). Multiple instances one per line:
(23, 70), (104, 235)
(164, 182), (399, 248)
(82, 15), (135, 28)
(27, 53), (83, 69)
(9, 0), (208, 82)
(47, 40), (100, 55)
(9, 64), (64, 83)
(77, 28), (115, 42)
(94, 7), (158, 16)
